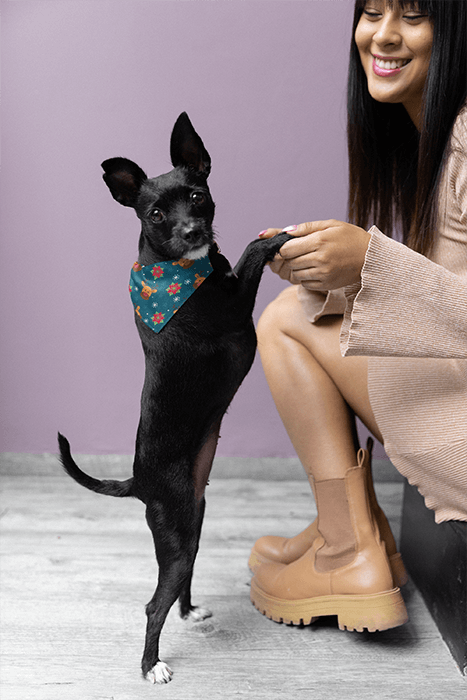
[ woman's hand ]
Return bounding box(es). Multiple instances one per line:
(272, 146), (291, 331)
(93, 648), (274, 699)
(260, 220), (371, 290)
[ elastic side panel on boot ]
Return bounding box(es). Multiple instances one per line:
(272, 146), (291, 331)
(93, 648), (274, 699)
(314, 478), (357, 573)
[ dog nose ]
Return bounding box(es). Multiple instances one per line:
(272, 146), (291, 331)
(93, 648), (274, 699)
(179, 224), (197, 241)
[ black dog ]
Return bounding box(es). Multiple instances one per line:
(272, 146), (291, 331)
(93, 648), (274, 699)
(58, 113), (291, 684)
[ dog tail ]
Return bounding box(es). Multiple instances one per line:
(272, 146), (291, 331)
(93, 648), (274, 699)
(57, 433), (134, 498)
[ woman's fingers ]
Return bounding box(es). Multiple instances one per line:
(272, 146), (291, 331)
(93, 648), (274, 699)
(279, 239), (320, 261)
(259, 221), (336, 240)
(260, 220), (370, 289)
(259, 221), (337, 259)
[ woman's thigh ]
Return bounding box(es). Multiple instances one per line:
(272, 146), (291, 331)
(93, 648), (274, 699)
(258, 285), (384, 445)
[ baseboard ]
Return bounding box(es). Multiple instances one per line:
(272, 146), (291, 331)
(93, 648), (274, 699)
(400, 481), (467, 675)
(0, 452), (403, 482)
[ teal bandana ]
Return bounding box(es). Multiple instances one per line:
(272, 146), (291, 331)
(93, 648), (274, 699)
(129, 255), (213, 332)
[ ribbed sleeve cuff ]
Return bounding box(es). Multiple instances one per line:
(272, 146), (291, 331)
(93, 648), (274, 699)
(340, 226), (467, 358)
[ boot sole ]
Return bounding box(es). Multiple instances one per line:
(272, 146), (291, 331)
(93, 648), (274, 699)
(250, 578), (408, 632)
(248, 548), (409, 588)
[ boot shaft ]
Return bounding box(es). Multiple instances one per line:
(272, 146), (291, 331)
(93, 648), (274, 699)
(313, 451), (394, 593)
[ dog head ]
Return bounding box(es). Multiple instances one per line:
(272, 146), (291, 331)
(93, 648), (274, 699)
(102, 113), (215, 263)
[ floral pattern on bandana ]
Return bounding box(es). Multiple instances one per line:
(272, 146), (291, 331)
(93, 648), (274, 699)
(129, 255), (213, 333)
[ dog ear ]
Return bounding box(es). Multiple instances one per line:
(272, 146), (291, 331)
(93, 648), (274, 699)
(101, 158), (148, 207)
(170, 112), (211, 176)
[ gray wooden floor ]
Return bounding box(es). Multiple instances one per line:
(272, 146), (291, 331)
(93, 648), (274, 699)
(1, 457), (466, 700)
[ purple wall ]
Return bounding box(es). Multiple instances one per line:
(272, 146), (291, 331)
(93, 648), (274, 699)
(1, 0), (383, 457)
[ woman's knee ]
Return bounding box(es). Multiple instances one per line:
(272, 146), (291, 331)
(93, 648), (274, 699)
(257, 285), (301, 343)
(258, 285), (343, 358)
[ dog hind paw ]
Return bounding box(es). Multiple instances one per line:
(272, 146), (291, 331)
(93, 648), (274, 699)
(187, 605), (213, 622)
(145, 661), (173, 684)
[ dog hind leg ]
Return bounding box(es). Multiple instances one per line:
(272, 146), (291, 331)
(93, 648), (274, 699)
(178, 421), (221, 621)
(178, 497), (212, 621)
(142, 501), (200, 684)
(142, 422), (222, 682)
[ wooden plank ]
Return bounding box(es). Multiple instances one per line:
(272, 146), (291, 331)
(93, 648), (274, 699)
(1, 475), (465, 700)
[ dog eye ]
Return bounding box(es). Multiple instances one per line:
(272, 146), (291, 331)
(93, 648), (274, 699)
(151, 209), (164, 222)
(191, 192), (205, 205)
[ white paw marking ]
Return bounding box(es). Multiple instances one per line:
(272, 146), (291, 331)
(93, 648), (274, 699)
(188, 606), (213, 622)
(146, 661), (173, 684)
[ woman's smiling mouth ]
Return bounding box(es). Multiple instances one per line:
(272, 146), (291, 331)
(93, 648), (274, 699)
(372, 55), (411, 76)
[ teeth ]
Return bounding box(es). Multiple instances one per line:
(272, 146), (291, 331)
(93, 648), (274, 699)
(375, 57), (410, 70)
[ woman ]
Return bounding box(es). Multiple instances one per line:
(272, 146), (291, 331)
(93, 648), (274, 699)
(249, 0), (467, 632)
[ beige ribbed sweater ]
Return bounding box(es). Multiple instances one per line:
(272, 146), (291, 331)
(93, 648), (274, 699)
(298, 104), (467, 523)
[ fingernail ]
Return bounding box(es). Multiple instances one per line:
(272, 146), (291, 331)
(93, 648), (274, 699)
(282, 225), (298, 232)
(258, 230), (268, 237)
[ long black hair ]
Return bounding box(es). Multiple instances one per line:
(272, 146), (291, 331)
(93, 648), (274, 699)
(347, 0), (467, 255)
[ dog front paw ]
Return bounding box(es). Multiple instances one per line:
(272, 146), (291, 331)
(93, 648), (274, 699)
(261, 232), (294, 261)
(145, 661), (174, 684)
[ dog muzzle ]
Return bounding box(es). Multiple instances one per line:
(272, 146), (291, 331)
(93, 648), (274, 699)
(129, 255), (213, 333)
